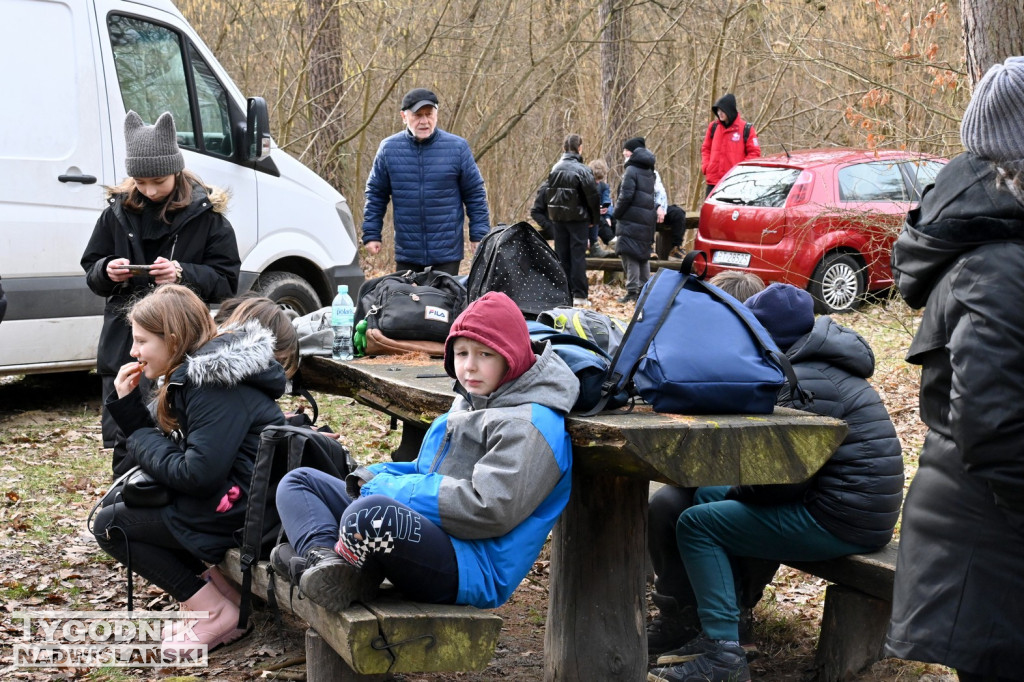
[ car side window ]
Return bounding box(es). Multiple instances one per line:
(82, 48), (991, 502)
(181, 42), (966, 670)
(837, 162), (908, 202)
(107, 14), (232, 158)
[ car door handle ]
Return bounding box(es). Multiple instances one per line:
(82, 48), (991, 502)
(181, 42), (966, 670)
(58, 174), (97, 184)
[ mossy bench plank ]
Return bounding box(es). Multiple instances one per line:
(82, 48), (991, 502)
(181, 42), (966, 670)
(219, 548), (502, 676)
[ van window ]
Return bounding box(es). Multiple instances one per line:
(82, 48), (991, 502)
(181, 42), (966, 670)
(107, 14), (233, 159)
(838, 161), (908, 202)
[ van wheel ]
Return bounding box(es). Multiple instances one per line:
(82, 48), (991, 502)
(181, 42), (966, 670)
(253, 271), (320, 316)
(808, 254), (865, 314)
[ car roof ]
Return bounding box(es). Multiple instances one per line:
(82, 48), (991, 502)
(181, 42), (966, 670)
(739, 147), (944, 170)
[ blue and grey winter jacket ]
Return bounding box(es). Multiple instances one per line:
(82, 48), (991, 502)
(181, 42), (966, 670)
(354, 343), (579, 608)
(362, 127), (490, 266)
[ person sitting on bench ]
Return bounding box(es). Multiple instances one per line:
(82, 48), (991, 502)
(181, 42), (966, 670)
(272, 291), (580, 610)
(647, 283), (904, 682)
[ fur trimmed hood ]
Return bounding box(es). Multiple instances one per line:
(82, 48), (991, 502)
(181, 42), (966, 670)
(177, 320), (286, 399)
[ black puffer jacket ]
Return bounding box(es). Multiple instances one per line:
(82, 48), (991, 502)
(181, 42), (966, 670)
(885, 152), (1024, 678)
(105, 322), (286, 563)
(728, 316), (903, 548)
(545, 152), (600, 226)
(613, 147), (658, 259)
(81, 183), (241, 376)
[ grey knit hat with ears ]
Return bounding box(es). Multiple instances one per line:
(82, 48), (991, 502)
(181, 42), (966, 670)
(961, 56), (1024, 171)
(124, 110), (184, 178)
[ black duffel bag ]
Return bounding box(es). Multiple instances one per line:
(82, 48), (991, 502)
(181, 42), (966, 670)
(354, 268), (467, 342)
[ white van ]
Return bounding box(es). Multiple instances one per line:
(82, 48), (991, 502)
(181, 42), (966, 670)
(0, 0), (363, 375)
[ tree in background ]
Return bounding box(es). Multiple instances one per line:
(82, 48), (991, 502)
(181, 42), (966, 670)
(961, 0), (1024, 85)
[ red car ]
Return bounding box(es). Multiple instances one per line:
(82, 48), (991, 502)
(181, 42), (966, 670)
(694, 148), (946, 313)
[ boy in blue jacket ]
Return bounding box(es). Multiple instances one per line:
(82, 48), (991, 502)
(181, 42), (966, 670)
(273, 292), (579, 610)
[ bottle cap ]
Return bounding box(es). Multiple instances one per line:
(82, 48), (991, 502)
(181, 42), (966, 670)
(337, 284), (348, 294)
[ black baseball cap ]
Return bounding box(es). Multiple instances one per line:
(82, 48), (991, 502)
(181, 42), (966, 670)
(401, 88), (439, 112)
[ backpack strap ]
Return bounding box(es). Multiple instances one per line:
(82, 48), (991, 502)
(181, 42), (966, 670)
(710, 121), (719, 140)
(289, 368), (319, 425)
(583, 269), (686, 416)
(709, 120), (752, 144)
(237, 426), (283, 629)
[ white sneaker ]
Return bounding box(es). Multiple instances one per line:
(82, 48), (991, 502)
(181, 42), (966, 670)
(572, 297), (589, 307)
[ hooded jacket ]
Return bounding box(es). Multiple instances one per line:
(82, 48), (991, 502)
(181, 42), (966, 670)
(352, 294), (579, 608)
(545, 151), (601, 226)
(613, 147), (658, 260)
(362, 127), (490, 266)
(81, 183), (241, 375)
(885, 152), (1024, 677)
(105, 322), (286, 562)
(700, 94), (761, 186)
(728, 316), (903, 548)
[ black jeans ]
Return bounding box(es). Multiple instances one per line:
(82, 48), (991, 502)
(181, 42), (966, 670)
(551, 220), (589, 299)
(664, 205), (687, 248)
(395, 260), (461, 276)
(92, 501), (206, 602)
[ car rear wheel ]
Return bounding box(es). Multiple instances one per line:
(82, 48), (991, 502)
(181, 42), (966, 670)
(252, 271), (320, 316)
(808, 254), (865, 314)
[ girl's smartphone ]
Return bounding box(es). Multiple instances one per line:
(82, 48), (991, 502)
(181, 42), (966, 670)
(123, 264), (152, 275)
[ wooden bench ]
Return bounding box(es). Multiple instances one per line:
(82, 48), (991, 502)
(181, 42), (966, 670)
(219, 548), (502, 681)
(784, 540), (897, 682)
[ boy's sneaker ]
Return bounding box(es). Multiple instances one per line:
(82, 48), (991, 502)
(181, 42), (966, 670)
(298, 547), (380, 612)
(269, 542), (305, 586)
(668, 246), (686, 260)
(658, 627), (759, 665)
(572, 297), (590, 307)
(647, 640), (751, 682)
(617, 292), (639, 304)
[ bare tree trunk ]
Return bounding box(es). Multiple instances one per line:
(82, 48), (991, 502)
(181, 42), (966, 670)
(599, 0), (633, 173)
(961, 0), (1024, 86)
(305, 0), (345, 189)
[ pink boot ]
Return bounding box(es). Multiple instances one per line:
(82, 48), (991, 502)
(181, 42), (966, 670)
(201, 565), (241, 607)
(162, 582), (248, 659)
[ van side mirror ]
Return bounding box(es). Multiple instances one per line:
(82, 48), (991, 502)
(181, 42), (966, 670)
(245, 97), (271, 162)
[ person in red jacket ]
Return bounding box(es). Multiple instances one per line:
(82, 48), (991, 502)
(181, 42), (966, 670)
(700, 93), (761, 195)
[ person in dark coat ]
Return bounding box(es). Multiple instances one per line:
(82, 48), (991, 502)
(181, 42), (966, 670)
(614, 137), (658, 303)
(362, 88), (490, 274)
(81, 111), (240, 454)
(648, 283), (903, 682)
(543, 134), (600, 305)
(91, 284), (285, 656)
(885, 56), (1024, 682)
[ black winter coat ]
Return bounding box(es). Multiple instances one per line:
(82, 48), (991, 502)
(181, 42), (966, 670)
(545, 152), (600, 226)
(105, 322), (286, 563)
(885, 153), (1024, 677)
(728, 316), (903, 548)
(613, 148), (658, 259)
(81, 183), (241, 375)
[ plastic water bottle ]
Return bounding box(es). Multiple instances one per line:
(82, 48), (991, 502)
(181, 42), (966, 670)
(331, 284), (355, 361)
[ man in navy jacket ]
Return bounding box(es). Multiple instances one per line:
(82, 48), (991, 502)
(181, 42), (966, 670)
(362, 88), (490, 275)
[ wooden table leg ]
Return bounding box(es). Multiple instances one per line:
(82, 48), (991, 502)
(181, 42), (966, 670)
(544, 471), (648, 682)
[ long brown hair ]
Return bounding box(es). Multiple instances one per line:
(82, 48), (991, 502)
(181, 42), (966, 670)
(214, 294), (300, 379)
(128, 284), (217, 432)
(111, 170), (208, 223)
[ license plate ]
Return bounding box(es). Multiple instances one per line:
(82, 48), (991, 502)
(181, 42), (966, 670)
(712, 251), (751, 267)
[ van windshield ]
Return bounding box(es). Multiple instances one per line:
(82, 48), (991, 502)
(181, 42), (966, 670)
(709, 166), (801, 208)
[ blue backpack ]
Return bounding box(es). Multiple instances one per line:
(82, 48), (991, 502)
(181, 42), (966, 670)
(588, 252), (805, 415)
(527, 321), (629, 414)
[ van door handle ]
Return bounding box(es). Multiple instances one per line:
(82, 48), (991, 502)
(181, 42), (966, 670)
(58, 174), (97, 184)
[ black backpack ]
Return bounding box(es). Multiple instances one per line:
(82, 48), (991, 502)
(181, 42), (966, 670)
(710, 120), (753, 144)
(237, 424), (358, 627)
(354, 268), (468, 342)
(466, 221), (571, 318)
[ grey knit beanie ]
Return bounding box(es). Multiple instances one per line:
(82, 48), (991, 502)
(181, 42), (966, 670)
(961, 56), (1024, 171)
(124, 110), (184, 178)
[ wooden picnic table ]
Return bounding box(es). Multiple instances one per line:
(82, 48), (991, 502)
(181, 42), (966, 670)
(301, 355), (848, 682)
